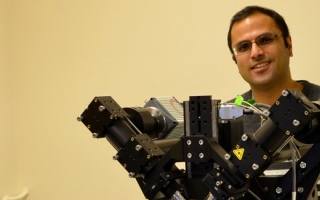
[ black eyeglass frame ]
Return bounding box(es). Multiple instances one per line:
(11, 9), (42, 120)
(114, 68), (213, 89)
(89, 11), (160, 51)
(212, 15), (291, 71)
(232, 33), (283, 56)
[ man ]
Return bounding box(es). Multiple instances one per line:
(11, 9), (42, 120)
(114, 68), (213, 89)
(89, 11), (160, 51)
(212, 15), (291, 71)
(228, 5), (320, 133)
(227, 6), (320, 199)
(228, 5), (320, 105)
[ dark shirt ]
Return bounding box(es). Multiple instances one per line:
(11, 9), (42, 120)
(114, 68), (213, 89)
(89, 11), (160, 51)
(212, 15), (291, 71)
(229, 80), (320, 134)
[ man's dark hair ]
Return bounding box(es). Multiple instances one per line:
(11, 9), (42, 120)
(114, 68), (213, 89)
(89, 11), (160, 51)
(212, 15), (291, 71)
(227, 6), (290, 54)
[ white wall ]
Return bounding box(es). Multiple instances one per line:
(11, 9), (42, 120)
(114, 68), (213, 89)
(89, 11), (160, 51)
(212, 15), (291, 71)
(3, 0), (320, 199)
(0, 0), (18, 197)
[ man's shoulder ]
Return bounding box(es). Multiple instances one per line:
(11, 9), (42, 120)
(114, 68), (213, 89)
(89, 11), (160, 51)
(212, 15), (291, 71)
(299, 80), (320, 101)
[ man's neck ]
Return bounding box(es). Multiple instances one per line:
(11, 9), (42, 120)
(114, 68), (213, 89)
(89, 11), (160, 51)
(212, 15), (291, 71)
(251, 80), (303, 105)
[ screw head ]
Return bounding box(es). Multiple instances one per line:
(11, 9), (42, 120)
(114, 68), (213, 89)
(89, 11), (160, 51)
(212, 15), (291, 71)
(216, 181), (223, 186)
(241, 134), (248, 141)
(300, 161), (307, 169)
(263, 110), (270, 116)
(187, 153), (192, 159)
(199, 153), (204, 158)
(293, 119), (300, 126)
(275, 187), (282, 194)
(252, 163), (259, 170)
(220, 119), (228, 123)
(99, 105), (105, 112)
(92, 133), (99, 138)
(224, 154), (231, 160)
(128, 172), (135, 178)
(297, 187), (304, 193)
(135, 145), (142, 151)
(282, 90), (289, 96)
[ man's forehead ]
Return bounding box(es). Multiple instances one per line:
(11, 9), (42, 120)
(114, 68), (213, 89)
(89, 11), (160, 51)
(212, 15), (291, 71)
(231, 13), (279, 43)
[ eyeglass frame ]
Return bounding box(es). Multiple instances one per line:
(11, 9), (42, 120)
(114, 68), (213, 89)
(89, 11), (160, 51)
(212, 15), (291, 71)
(232, 33), (283, 56)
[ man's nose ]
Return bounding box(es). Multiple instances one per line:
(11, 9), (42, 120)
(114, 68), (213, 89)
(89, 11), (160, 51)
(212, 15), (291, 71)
(250, 42), (264, 58)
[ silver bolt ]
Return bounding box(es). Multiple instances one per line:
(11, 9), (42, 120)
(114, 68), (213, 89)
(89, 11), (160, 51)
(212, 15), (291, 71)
(92, 133), (99, 138)
(293, 119), (300, 126)
(128, 172), (135, 178)
(199, 153), (204, 158)
(224, 154), (231, 160)
(99, 105), (105, 112)
(220, 119), (228, 124)
(282, 90), (289, 96)
(187, 153), (192, 158)
(252, 163), (259, 170)
(216, 181), (223, 186)
(300, 161), (307, 169)
(263, 110), (270, 116)
(135, 145), (142, 151)
(297, 187), (304, 193)
(77, 116), (83, 121)
(216, 172), (220, 177)
(198, 139), (204, 145)
(112, 155), (119, 160)
(241, 134), (248, 141)
(228, 185), (232, 189)
(151, 185), (156, 190)
(228, 197), (234, 200)
(275, 187), (282, 194)
(186, 140), (192, 145)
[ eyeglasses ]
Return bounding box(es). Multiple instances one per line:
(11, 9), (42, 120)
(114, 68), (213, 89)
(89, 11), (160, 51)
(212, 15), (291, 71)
(232, 33), (282, 56)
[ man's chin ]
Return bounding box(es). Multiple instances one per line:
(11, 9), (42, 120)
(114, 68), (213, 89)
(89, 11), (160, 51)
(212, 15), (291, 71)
(249, 79), (273, 88)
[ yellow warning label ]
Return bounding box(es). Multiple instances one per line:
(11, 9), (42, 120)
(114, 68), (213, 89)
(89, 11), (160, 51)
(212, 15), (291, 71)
(233, 148), (245, 160)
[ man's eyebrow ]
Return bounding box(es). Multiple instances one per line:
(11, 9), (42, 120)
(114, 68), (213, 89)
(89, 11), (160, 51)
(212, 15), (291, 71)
(233, 39), (249, 47)
(234, 32), (272, 46)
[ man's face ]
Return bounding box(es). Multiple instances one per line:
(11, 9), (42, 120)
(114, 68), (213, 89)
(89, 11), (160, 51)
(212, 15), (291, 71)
(230, 12), (293, 89)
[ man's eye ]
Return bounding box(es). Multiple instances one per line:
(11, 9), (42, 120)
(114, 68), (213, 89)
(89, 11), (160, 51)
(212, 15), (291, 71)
(257, 36), (274, 45)
(237, 42), (250, 52)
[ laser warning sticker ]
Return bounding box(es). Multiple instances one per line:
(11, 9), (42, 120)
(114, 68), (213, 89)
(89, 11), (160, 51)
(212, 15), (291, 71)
(233, 148), (244, 160)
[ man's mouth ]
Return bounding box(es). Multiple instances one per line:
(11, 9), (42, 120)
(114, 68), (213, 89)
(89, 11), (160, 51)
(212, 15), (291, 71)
(252, 61), (271, 69)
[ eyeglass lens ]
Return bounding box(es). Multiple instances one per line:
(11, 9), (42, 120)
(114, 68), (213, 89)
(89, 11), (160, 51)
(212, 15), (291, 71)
(234, 33), (279, 55)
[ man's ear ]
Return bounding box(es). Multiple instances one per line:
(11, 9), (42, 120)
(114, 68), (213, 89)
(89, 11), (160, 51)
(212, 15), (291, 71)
(232, 55), (237, 64)
(286, 36), (293, 57)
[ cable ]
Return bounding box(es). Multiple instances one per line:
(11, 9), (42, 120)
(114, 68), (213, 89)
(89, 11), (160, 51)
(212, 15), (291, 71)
(291, 139), (302, 160)
(247, 189), (261, 200)
(227, 102), (263, 114)
(227, 102), (269, 118)
(289, 139), (297, 200)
